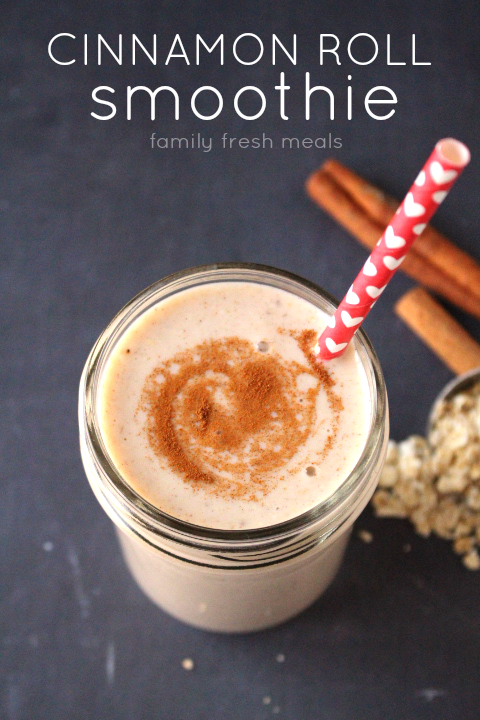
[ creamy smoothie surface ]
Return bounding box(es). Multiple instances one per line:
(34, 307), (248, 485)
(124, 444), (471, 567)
(98, 281), (370, 529)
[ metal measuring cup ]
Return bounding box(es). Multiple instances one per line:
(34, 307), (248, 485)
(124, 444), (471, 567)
(395, 286), (480, 430)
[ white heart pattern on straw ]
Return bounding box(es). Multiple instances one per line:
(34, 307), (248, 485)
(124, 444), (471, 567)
(316, 138), (469, 360)
(325, 338), (347, 354)
(404, 193), (425, 217)
(366, 284), (387, 299)
(384, 226), (406, 249)
(433, 190), (448, 204)
(383, 255), (405, 271)
(415, 170), (426, 186)
(346, 286), (360, 304)
(430, 161), (458, 185)
(363, 258), (377, 276)
(341, 311), (364, 328)
(413, 223), (427, 235)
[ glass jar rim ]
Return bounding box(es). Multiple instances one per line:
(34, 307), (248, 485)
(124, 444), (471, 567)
(81, 262), (387, 546)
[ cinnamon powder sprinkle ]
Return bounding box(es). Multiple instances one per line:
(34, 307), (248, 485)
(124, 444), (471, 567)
(140, 331), (342, 501)
(295, 329), (344, 457)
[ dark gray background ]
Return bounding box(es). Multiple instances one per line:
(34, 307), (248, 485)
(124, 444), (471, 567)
(1, 1), (480, 719)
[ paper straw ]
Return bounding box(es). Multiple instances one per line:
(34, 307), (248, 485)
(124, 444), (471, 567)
(316, 138), (471, 360)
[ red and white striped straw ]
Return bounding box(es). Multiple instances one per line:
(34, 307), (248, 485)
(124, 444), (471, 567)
(316, 138), (471, 360)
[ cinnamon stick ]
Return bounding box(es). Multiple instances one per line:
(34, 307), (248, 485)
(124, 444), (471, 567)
(321, 159), (398, 226)
(306, 162), (480, 320)
(395, 287), (480, 375)
(322, 160), (480, 296)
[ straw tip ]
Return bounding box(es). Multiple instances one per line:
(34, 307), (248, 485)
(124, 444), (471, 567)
(436, 138), (471, 168)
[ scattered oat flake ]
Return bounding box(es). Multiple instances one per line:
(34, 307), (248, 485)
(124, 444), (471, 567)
(358, 529), (373, 544)
(276, 653), (285, 663)
(262, 696), (271, 705)
(272, 706), (281, 715)
(403, 543), (412, 553)
(462, 550), (480, 571)
(181, 658), (195, 671)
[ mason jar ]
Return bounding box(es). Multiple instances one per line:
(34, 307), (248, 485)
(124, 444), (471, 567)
(79, 263), (389, 633)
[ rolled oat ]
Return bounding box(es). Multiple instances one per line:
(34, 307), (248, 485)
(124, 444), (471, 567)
(372, 380), (480, 570)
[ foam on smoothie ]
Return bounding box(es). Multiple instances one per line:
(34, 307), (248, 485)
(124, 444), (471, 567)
(98, 281), (370, 529)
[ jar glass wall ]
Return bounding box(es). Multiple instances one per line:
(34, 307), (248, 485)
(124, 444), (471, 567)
(79, 264), (389, 632)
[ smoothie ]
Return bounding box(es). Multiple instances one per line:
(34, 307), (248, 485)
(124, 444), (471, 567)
(79, 265), (388, 631)
(98, 281), (369, 529)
